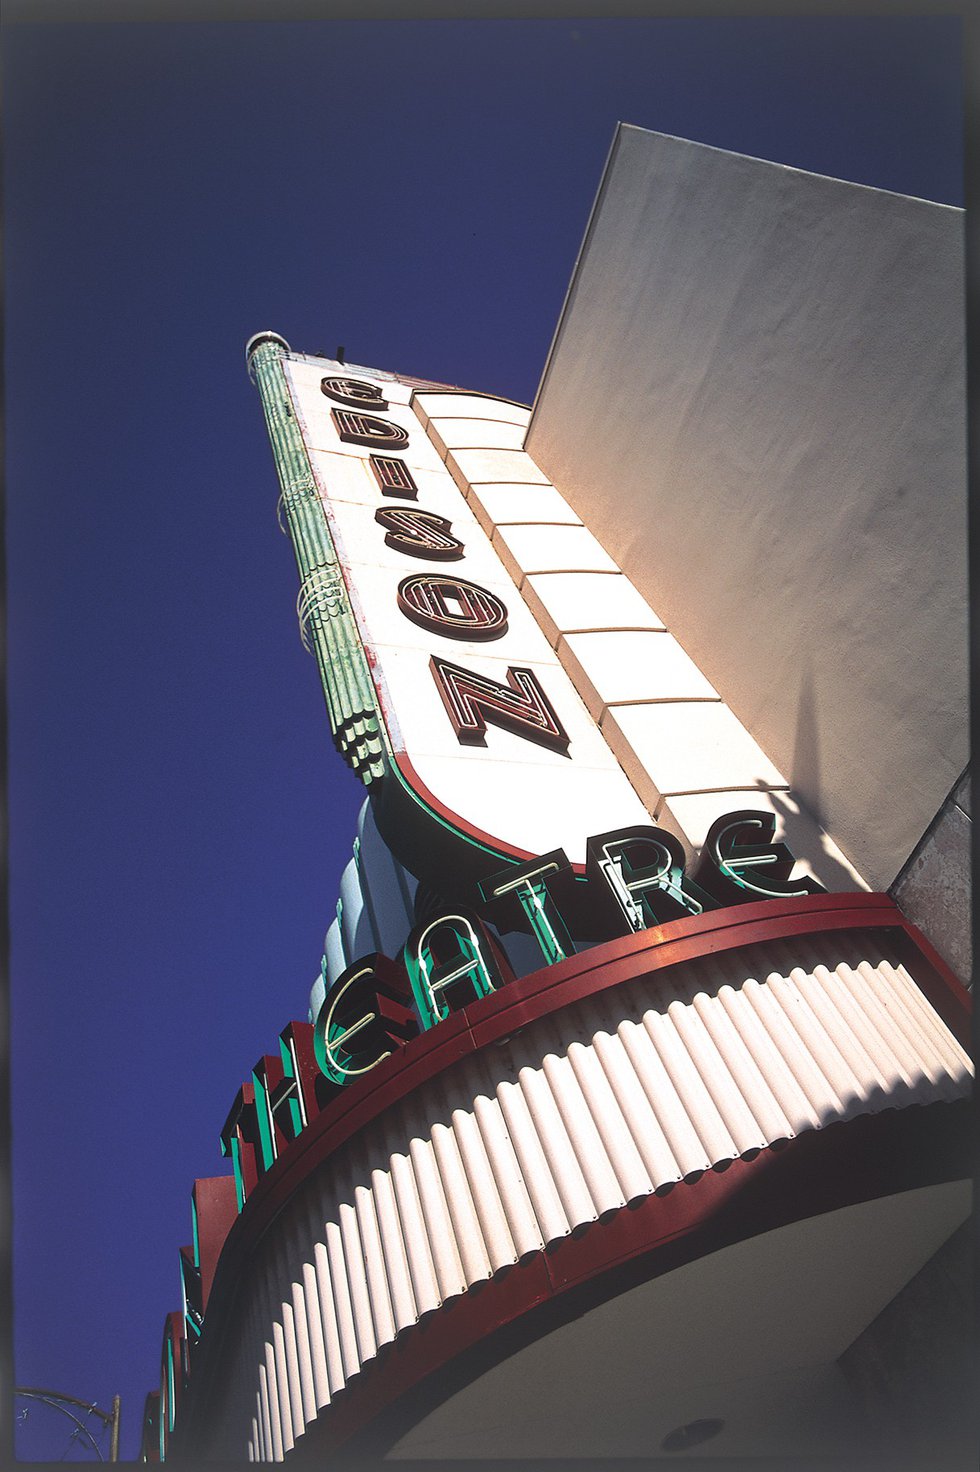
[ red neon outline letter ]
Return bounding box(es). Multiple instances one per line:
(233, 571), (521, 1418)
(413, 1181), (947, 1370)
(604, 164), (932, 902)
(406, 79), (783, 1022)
(398, 575), (508, 640)
(375, 507), (464, 560)
(429, 656), (570, 753)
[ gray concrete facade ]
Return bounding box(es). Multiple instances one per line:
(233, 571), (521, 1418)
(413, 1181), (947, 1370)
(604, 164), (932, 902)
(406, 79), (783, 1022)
(891, 770), (972, 987)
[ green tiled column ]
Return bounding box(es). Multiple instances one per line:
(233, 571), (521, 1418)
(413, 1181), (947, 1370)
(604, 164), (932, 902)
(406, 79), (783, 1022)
(248, 334), (386, 786)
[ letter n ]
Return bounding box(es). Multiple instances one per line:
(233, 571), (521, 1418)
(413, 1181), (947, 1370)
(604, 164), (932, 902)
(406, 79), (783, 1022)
(429, 656), (570, 753)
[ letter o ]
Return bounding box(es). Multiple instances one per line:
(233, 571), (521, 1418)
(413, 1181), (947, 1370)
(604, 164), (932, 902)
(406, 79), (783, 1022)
(320, 376), (389, 410)
(397, 574), (509, 640)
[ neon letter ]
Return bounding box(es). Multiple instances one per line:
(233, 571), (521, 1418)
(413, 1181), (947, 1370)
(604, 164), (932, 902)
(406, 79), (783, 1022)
(320, 376), (389, 411)
(430, 656), (570, 753)
(586, 826), (712, 933)
(331, 408), (408, 449)
(403, 912), (511, 1030)
(313, 954), (416, 1087)
(693, 810), (824, 903)
(375, 507), (464, 560)
(398, 574), (508, 640)
(369, 454), (418, 499)
(479, 850), (575, 966)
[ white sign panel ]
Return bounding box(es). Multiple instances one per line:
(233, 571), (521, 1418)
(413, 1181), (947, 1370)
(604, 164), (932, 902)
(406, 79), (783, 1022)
(283, 356), (651, 864)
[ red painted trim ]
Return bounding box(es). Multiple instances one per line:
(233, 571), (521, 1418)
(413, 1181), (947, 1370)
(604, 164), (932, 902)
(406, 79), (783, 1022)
(174, 895), (971, 1453)
(192, 1176), (239, 1310)
(464, 891), (909, 1048)
(140, 1391), (161, 1463)
(299, 1101), (975, 1460)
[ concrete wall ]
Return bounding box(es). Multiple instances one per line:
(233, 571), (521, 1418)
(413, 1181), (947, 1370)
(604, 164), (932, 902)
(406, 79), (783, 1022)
(526, 126), (967, 891)
(891, 770), (971, 987)
(837, 1220), (976, 1462)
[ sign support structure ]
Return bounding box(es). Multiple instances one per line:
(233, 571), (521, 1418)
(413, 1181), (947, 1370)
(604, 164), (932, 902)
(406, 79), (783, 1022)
(247, 333), (386, 786)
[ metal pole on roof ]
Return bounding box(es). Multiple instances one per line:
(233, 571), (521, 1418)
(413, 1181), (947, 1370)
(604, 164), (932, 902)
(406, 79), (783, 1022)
(14, 1386), (120, 1460)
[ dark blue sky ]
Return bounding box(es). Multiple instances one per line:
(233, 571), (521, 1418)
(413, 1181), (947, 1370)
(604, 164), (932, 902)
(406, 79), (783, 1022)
(4, 14), (962, 1461)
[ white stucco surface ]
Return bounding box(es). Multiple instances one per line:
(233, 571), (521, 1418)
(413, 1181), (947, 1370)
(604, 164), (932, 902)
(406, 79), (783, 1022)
(447, 447), (550, 490)
(427, 417), (527, 455)
(417, 392), (846, 888)
(559, 629), (719, 715)
(467, 482), (582, 530)
(286, 356), (653, 865)
(389, 1182), (969, 1460)
(412, 391), (531, 427)
(602, 701), (789, 806)
(526, 126), (967, 889)
(492, 522), (619, 578)
(522, 571), (666, 641)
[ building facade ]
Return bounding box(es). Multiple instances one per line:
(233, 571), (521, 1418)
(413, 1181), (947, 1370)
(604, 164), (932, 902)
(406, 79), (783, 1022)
(142, 128), (972, 1462)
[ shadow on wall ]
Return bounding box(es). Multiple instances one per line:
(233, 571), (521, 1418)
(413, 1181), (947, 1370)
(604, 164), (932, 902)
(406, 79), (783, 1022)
(789, 666), (823, 823)
(763, 662), (864, 894)
(763, 785), (866, 897)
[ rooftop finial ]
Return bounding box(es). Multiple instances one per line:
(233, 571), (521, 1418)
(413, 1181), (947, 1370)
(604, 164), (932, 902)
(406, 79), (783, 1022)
(245, 330), (290, 369)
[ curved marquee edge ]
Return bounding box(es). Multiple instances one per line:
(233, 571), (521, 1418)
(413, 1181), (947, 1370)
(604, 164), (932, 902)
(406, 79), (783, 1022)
(172, 892), (972, 1454)
(293, 1095), (974, 1461)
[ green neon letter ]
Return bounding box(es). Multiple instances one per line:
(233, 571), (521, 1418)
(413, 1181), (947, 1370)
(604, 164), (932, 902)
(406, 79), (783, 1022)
(404, 913), (502, 1031)
(586, 826), (711, 933)
(313, 953), (415, 1086)
(479, 853), (574, 966)
(694, 810), (824, 902)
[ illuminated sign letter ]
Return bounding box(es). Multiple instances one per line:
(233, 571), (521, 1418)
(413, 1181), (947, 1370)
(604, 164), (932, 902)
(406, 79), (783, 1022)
(313, 953), (416, 1088)
(251, 1053), (292, 1171)
(321, 376), (389, 410)
(179, 1246), (202, 1344)
(397, 574), (508, 640)
(375, 506), (464, 560)
(430, 656), (570, 753)
(277, 1022), (321, 1136)
(369, 454), (418, 499)
(479, 850), (576, 966)
(403, 911), (512, 1031)
(252, 1027), (323, 1166)
(331, 408), (409, 449)
(218, 1085), (263, 1212)
(586, 826), (712, 933)
(692, 810), (825, 903)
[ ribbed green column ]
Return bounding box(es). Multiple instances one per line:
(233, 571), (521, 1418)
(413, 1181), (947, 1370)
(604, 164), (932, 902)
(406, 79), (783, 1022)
(247, 333), (386, 786)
